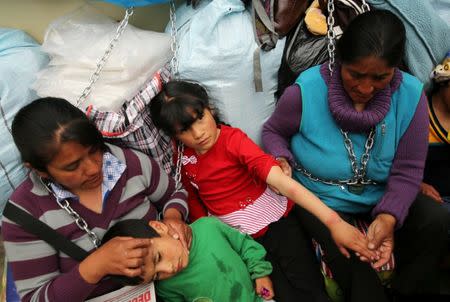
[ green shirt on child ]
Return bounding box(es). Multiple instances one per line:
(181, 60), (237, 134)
(156, 217), (272, 302)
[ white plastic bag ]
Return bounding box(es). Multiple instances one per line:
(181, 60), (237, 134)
(172, 0), (285, 145)
(33, 5), (171, 111)
(0, 29), (49, 217)
(430, 0), (450, 26)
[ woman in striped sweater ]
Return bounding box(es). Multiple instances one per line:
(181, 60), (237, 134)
(2, 97), (190, 301)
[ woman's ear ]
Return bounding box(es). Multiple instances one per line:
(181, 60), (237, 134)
(24, 162), (50, 179)
(149, 221), (169, 236)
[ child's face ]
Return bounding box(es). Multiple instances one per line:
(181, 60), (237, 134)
(141, 221), (190, 282)
(175, 108), (220, 155)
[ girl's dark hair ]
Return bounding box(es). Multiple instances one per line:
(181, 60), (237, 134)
(427, 79), (450, 99)
(150, 80), (222, 137)
(102, 219), (160, 286)
(337, 9), (406, 67)
(12, 97), (106, 172)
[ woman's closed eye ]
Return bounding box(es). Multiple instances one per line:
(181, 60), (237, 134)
(63, 161), (80, 171)
(350, 71), (364, 79)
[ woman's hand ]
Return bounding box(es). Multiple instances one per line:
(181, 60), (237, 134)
(329, 218), (377, 261)
(276, 157), (292, 177)
(255, 276), (275, 300)
(269, 157), (292, 194)
(163, 208), (192, 249)
(366, 213), (395, 269)
(79, 236), (150, 284)
(420, 182), (443, 203)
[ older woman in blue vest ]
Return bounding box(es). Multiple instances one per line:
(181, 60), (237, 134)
(262, 9), (449, 302)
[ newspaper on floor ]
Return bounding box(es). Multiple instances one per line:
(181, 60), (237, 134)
(86, 282), (155, 302)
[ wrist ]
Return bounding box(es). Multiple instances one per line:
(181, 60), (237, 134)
(324, 211), (342, 228)
(163, 208), (183, 220)
(377, 213), (396, 228)
(79, 253), (105, 284)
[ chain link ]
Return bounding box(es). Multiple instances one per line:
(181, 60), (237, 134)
(76, 8), (134, 109)
(295, 128), (377, 187)
(40, 177), (100, 248)
(169, 0), (179, 79)
(174, 143), (184, 186)
(326, 0), (370, 76)
(340, 128), (375, 184)
(361, 0), (370, 13)
(326, 0), (336, 76)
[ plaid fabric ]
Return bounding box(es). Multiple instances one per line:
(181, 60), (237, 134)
(313, 218), (395, 279)
(86, 65), (174, 175)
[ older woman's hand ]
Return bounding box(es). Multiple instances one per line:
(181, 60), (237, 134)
(330, 219), (377, 261)
(420, 182), (443, 203)
(163, 208), (192, 249)
(366, 213), (395, 269)
(276, 157), (292, 177)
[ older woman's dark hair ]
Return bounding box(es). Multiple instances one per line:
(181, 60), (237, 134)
(150, 80), (222, 137)
(336, 9), (406, 67)
(12, 97), (105, 172)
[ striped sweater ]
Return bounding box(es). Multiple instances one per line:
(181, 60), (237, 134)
(1, 144), (188, 302)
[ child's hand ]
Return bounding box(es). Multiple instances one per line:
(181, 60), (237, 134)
(255, 276), (274, 300)
(329, 219), (377, 261)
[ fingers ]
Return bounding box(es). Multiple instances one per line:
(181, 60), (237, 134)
(125, 257), (144, 269)
(123, 239), (150, 258)
(429, 187), (443, 202)
(166, 221), (192, 250)
(349, 234), (378, 260)
(338, 245), (350, 259)
(276, 157), (292, 177)
(268, 184), (281, 194)
(122, 266), (144, 278)
(421, 183), (443, 202)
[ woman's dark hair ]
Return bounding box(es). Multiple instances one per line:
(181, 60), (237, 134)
(150, 80), (222, 137)
(12, 97), (106, 172)
(102, 219), (160, 286)
(336, 9), (406, 67)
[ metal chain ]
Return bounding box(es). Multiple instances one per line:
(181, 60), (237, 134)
(294, 164), (354, 186)
(76, 8), (134, 109)
(340, 128), (375, 184)
(169, 0), (183, 187)
(326, 0), (369, 76)
(40, 177), (100, 248)
(174, 143), (184, 185)
(169, 0), (179, 78)
(305, 0), (374, 189)
(361, 0), (370, 13)
(294, 128), (377, 187)
(326, 0), (336, 76)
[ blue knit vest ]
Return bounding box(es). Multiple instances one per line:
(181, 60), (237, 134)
(291, 65), (423, 213)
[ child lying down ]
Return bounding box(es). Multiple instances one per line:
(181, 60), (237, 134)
(102, 217), (276, 302)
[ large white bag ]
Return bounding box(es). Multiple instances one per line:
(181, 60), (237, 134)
(172, 0), (285, 145)
(0, 29), (49, 217)
(33, 5), (171, 112)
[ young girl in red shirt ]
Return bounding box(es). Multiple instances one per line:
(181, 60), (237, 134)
(150, 80), (376, 302)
